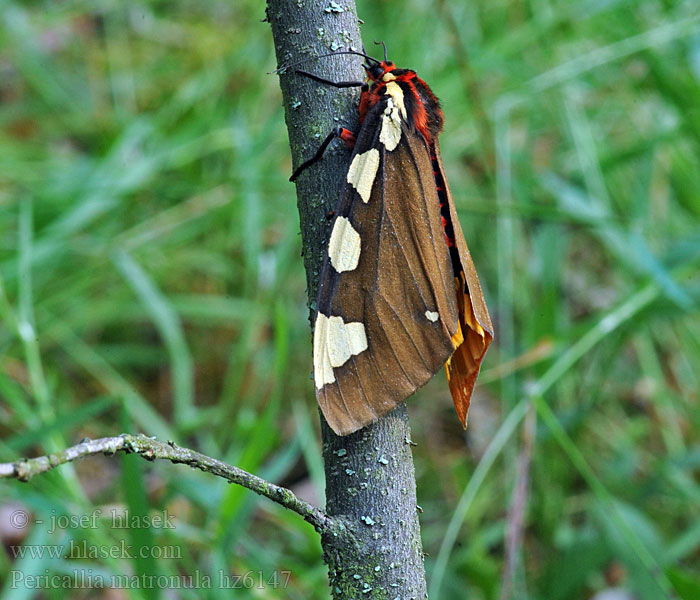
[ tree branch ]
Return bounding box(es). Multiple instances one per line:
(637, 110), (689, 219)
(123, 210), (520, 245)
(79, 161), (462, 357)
(0, 434), (334, 534)
(268, 2), (429, 596)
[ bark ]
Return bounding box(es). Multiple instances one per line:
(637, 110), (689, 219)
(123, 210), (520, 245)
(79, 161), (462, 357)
(267, 2), (428, 598)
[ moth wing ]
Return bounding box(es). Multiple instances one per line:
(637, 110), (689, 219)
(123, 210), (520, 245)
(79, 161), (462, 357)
(314, 106), (461, 435)
(433, 141), (494, 427)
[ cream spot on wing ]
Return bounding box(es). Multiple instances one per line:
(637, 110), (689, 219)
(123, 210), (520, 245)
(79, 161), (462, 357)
(347, 148), (379, 203)
(384, 81), (407, 119)
(313, 313), (368, 389)
(425, 310), (439, 322)
(382, 72), (396, 82)
(328, 216), (361, 272)
(379, 97), (402, 151)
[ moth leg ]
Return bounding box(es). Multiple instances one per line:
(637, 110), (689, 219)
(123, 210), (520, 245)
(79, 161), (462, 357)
(338, 128), (356, 147)
(295, 69), (369, 90)
(290, 126), (356, 182)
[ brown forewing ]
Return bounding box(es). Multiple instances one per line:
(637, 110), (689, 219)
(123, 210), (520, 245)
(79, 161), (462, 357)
(316, 106), (462, 435)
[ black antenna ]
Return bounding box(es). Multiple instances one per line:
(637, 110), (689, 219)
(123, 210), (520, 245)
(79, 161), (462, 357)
(269, 50), (380, 75)
(374, 39), (388, 62)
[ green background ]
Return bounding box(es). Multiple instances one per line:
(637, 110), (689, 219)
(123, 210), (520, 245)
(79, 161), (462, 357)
(1, 0), (699, 598)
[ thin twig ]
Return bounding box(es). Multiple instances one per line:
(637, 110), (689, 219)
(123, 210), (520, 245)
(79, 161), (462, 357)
(0, 434), (334, 534)
(500, 403), (536, 600)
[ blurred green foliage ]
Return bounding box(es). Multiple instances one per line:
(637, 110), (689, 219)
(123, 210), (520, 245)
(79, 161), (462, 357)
(1, 0), (699, 598)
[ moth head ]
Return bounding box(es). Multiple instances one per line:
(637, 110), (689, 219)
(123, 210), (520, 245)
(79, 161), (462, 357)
(363, 40), (396, 82)
(364, 60), (396, 82)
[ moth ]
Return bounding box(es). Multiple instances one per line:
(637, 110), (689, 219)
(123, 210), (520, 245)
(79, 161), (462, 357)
(290, 45), (493, 436)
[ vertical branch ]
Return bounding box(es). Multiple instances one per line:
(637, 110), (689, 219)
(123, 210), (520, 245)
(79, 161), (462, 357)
(267, 1), (363, 316)
(267, 2), (428, 597)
